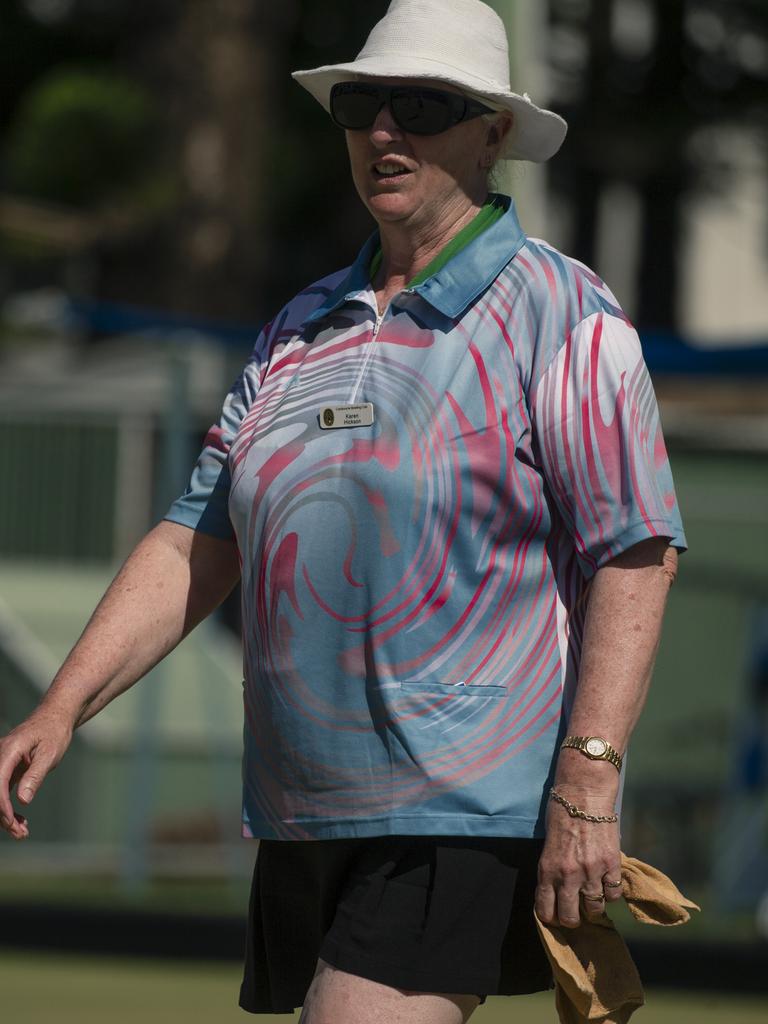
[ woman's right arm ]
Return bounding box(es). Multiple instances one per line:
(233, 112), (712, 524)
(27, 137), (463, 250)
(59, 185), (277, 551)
(0, 519), (240, 840)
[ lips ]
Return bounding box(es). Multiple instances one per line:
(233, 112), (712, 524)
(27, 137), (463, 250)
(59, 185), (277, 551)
(372, 158), (414, 180)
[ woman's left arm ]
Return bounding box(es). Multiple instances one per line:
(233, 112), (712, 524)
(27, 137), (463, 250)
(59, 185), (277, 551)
(534, 535), (679, 928)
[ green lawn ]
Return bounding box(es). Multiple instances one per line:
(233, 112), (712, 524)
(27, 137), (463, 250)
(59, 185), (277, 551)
(2, 952), (768, 1024)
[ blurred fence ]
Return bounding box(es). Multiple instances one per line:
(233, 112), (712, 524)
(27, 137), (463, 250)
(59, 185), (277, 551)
(0, 322), (767, 945)
(0, 413), (120, 560)
(620, 445), (768, 934)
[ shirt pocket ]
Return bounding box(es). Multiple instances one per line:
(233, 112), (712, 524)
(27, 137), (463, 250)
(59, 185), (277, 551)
(399, 680), (506, 698)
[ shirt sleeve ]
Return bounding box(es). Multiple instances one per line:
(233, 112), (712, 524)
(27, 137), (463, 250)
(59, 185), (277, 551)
(529, 310), (688, 580)
(162, 330), (269, 542)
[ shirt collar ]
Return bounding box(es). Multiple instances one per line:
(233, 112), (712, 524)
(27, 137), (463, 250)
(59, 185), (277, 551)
(303, 194), (527, 326)
(302, 233), (380, 326)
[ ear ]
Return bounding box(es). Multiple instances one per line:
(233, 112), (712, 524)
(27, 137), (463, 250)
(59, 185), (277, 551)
(484, 114), (513, 161)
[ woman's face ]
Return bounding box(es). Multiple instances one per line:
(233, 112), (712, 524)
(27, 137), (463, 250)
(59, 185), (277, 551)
(344, 78), (507, 233)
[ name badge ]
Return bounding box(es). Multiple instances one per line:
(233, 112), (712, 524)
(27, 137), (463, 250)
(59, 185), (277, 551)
(319, 402), (375, 429)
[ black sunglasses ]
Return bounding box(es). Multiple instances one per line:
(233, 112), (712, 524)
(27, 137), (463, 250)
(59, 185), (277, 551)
(329, 82), (495, 136)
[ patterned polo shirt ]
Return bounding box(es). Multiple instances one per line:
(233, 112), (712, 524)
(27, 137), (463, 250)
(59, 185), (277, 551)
(164, 193), (688, 841)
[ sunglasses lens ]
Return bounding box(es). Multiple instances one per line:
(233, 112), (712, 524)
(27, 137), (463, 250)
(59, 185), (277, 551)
(329, 84), (469, 135)
(330, 85), (382, 129)
(391, 89), (456, 134)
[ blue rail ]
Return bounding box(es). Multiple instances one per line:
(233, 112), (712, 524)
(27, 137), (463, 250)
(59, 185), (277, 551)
(66, 297), (768, 374)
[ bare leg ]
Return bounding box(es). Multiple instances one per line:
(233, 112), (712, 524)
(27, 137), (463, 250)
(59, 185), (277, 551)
(298, 957), (482, 1024)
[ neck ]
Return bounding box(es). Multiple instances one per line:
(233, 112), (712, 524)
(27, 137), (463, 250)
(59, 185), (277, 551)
(374, 190), (489, 295)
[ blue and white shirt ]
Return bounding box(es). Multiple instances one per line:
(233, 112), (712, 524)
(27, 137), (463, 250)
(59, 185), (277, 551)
(164, 194), (687, 840)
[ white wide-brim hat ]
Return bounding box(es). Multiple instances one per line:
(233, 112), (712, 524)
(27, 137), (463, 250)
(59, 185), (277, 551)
(292, 0), (568, 163)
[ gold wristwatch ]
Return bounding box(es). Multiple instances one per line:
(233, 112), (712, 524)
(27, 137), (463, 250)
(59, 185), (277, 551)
(560, 735), (623, 772)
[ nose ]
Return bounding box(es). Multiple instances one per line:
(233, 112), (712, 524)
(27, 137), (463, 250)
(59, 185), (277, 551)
(369, 102), (403, 147)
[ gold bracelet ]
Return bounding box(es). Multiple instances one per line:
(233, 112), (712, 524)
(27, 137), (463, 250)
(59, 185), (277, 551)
(549, 787), (618, 823)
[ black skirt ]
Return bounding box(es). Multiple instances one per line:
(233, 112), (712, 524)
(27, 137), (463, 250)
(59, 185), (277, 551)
(239, 834), (554, 1014)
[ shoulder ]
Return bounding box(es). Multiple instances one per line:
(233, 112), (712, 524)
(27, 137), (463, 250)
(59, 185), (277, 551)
(505, 234), (629, 329)
(231, 265), (352, 403)
(258, 265), (352, 353)
(502, 234), (635, 391)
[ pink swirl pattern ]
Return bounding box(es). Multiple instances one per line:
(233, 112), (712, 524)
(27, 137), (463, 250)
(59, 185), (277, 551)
(164, 199), (687, 840)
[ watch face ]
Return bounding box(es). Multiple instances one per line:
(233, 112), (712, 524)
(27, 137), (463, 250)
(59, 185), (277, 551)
(585, 737), (608, 757)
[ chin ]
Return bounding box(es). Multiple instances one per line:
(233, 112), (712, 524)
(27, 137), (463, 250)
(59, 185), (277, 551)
(364, 191), (418, 222)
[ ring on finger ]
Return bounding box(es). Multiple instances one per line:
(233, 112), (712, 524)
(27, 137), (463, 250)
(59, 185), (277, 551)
(604, 879), (622, 888)
(579, 890), (605, 901)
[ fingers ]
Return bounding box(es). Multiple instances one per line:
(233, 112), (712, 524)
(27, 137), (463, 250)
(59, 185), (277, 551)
(0, 735), (55, 839)
(555, 880), (582, 928)
(536, 843), (622, 928)
(578, 883), (608, 922)
(9, 755), (30, 792)
(6, 812), (30, 841)
(16, 740), (63, 812)
(2, 795), (36, 840)
(577, 859), (624, 920)
(537, 873), (608, 928)
(552, 873), (608, 927)
(16, 758), (47, 805)
(0, 743), (24, 834)
(536, 863), (583, 928)
(534, 881), (556, 926)
(602, 868), (624, 904)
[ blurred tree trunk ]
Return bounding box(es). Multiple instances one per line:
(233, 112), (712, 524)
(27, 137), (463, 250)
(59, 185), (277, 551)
(571, 0), (613, 270)
(551, 0), (694, 333)
(101, 0), (285, 321)
(634, 0), (687, 332)
(636, 168), (686, 332)
(161, 0), (274, 319)
(573, 0), (688, 331)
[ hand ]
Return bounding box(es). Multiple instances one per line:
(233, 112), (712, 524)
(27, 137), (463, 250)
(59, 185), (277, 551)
(535, 786), (623, 928)
(0, 710), (74, 840)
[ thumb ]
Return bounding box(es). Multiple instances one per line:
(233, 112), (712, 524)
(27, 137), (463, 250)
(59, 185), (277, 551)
(17, 779), (38, 804)
(17, 752), (53, 804)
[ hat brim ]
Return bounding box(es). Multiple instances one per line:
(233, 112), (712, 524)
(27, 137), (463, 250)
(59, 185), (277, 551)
(291, 57), (567, 163)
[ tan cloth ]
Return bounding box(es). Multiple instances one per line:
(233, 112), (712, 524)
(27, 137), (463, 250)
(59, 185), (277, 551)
(534, 853), (700, 1024)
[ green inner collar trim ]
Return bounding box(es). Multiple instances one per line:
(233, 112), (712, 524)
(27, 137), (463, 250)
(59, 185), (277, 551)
(369, 194), (507, 290)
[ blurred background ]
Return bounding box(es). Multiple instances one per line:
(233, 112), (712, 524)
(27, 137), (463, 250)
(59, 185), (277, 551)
(1, 0), (767, 1021)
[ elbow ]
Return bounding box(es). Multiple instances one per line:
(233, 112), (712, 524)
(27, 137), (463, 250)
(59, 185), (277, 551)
(661, 544), (679, 588)
(600, 537), (679, 588)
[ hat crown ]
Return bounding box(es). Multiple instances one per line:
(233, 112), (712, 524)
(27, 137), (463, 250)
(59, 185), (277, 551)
(290, 0), (569, 162)
(357, 0), (511, 91)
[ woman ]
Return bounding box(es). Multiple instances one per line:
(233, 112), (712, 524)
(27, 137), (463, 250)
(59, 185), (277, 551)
(0, 1), (687, 1021)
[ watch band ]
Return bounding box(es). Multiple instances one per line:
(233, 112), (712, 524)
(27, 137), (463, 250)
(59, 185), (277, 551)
(560, 735), (623, 772)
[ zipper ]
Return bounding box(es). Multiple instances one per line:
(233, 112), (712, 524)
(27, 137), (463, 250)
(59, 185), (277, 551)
(349, 306), (386, 404)
(347, 288), (416, 404)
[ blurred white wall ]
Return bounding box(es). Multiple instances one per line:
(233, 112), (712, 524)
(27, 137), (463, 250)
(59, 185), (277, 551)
(595, 3), (768, 344)
(680, 128), (768, 344)
(593, 127), (768, 343)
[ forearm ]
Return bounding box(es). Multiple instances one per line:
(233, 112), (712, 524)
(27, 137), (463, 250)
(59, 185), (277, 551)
(554, 537), (679, 801)
(38, 521), (240, 730)
(535, 537), (679, 926)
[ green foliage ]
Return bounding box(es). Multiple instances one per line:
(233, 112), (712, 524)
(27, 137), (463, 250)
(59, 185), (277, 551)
(5, 66), (158, 208)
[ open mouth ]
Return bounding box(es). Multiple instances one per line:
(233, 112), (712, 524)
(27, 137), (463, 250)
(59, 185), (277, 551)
(372, 161), (414, 181)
